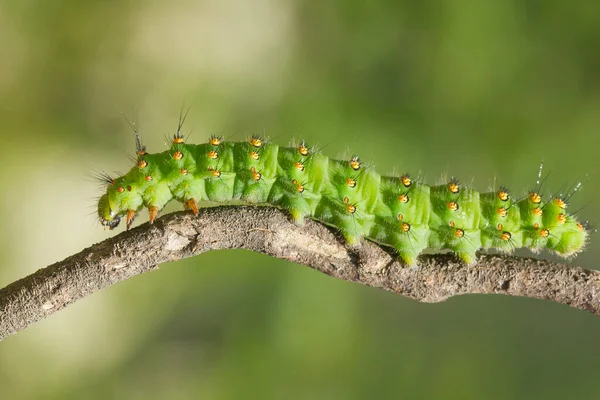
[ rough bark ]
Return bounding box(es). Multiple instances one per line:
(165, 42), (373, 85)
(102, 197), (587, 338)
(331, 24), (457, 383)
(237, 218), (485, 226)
(0, 206), (598, 341)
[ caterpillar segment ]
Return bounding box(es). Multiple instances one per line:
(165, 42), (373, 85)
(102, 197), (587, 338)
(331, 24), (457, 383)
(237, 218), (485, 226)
(98, 137), (589, 266)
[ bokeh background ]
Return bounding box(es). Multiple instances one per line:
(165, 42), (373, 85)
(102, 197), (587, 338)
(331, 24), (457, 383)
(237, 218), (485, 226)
(1, 0), (600, 399)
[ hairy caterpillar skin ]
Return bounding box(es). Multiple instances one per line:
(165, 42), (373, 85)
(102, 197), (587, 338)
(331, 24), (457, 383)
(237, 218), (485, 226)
(98, 131), (589, 266)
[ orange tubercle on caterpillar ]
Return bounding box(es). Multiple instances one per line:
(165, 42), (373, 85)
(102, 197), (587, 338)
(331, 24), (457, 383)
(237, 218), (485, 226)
(554, 198), (567, 209)
(292, 179), (304, 193)
(208, 150), (218, 160)
(209, 135), (222, 146)
(298, 141), (309, 156)
(400, 175), (412, 188)
(447, 201), (459, 211)
(172, 151), (183, 160)
(448, 178), (460, 194)
(529, 192), (541, 204)
(398, 194), (409, 203)
(250, 136), (263, 148)
(343, 197), (356, 214)
(250, 166), (261, 181)
(497, 187), (510, 201)
(349, 156), (361, 171)
(209, 167), (221, 178)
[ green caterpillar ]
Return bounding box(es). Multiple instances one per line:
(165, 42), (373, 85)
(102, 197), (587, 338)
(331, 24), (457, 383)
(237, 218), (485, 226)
(97, 120), (589, 266)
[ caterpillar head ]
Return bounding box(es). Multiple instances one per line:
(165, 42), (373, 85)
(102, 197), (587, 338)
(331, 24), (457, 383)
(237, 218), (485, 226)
(98, 194), (121, 229)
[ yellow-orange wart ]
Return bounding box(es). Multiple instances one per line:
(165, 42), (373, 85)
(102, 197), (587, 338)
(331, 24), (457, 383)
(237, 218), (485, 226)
(497, 223), (503, 230)
(172, 150), (183, 160)
(210, 168), (221, 178)
(539, 229), (550, 238)
(250, 166), (261, 181)
(186, 198), (199, 215)
(448, 178), (460, 194)
(117, 186), (125, 193)
(349, 156), (361, 171)
(298, 141), (309, 156)
(497, 207), (507, 217)
(447, 201), (459, 211)
(145, 175), (152, 182)
(449, 221), (455, 228)
(173, 136), (184, 144)
(398, 194), (409, 203)
(529, 192), (541, 204)
(209, 135), (222, 146)
(208, 150), (218, 160)
(554, 198), (567, 209)
(501, 231), (512, 241)
(250, 136), (263, 148)
(577, 223), (585, 231)
(294, 161), (305, 171)
(454, 228), (465, 238)
(137, 159), (148, 169)
(126, 210), (136, 230)
(292, 179), (304, 193)
(249, 151), (259, 160)
(397, 213), (403, 221)
(400, 175), (412, 187)
(401, 222), (411, 232)
(346, 178), (356, 188)
(148, 206), (159, 223)
(498, 188), (509, 201)
(533, 207), (543, 217)
(180, 168), (188, 175)
(343, 197), (356, 214)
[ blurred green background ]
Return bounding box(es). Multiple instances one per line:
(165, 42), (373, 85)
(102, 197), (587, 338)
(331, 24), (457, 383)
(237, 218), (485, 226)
(1, 0), (600, 399)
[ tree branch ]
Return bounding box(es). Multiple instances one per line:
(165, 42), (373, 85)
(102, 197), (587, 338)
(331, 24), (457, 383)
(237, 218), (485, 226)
(1, 206), (598, 341)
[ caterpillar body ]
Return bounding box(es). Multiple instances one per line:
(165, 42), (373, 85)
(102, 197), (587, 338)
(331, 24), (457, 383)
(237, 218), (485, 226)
(97, 129), (589, 266)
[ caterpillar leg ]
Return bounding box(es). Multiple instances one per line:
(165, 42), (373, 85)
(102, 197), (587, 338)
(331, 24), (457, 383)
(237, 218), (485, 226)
(126, 210), (137, 230)
(184, 198), (199, 215)
(398, 250), (418, 267)
(456, 250), (477, 266)
(149, 206), (160, 223)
